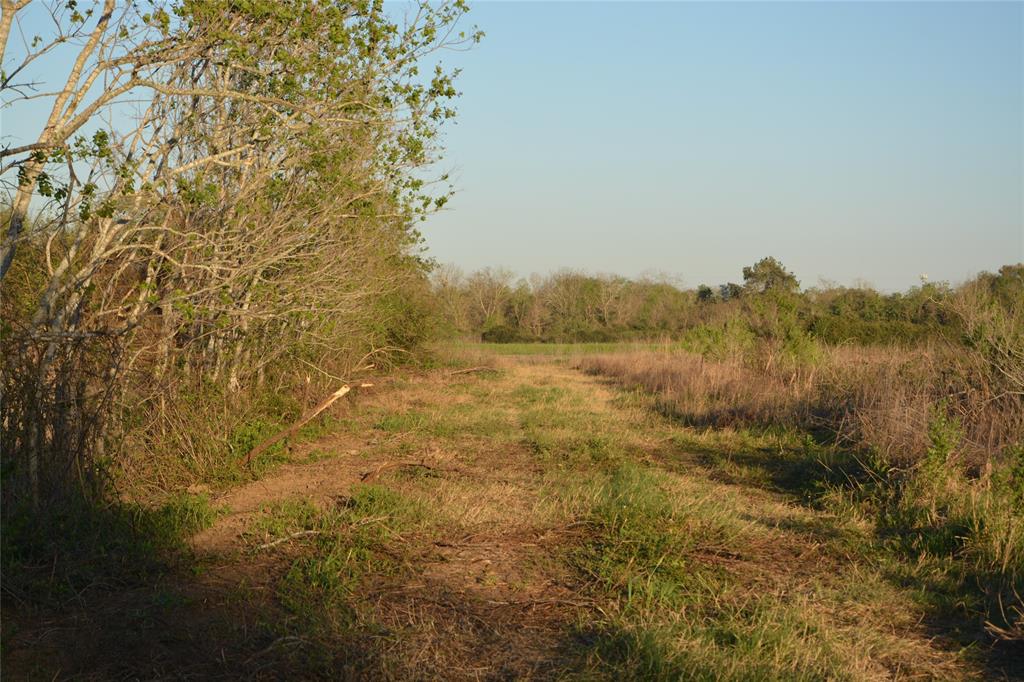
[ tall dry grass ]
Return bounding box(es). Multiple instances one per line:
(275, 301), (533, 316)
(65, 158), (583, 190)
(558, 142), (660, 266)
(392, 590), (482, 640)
(579, 343), (1021, 470)
(578, 337), (1024, 641)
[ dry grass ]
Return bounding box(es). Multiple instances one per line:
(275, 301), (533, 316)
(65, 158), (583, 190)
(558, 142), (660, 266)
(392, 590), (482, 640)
(4, 350), (1017, 679)
(578, 344), (1024, 650)
(578, 344), (1022, 469)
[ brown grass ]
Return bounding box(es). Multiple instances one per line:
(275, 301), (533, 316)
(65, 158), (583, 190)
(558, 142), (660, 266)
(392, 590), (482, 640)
(578, 343), (1022, 469)
(5, 352), (1012, 679)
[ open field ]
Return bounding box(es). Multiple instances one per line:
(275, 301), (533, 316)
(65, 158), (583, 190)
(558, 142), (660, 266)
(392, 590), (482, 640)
(4, 344), (1020, 680)
(4, 4), (1020, 679)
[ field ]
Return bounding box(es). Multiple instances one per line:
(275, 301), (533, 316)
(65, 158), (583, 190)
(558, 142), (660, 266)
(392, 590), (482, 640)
(3, 4), (1021, 679)
(4, 343), (1020, 680)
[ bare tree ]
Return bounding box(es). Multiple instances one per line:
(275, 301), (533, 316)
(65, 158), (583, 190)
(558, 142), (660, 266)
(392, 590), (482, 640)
(464, 267), (514, 331)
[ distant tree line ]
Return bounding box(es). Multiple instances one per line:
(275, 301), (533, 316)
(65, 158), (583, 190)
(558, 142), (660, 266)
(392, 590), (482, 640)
(432, 266), (700, 343)
(433, 258), (1024, 348)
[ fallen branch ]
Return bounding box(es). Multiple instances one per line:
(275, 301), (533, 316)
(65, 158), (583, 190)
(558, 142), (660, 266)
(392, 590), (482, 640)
(244, 382), (372, 466)
(259, 515), (390, 551)
(360, 460), (466, 483)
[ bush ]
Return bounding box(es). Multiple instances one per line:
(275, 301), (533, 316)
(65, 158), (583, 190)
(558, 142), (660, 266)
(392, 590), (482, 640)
(481, 324), (537, 343)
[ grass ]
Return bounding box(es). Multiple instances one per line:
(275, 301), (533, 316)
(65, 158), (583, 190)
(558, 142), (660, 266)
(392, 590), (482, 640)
(114, 381), (356, 497)
(1, 490), (221, 607)
(573, 462), (745, 608)
(452, 340), (687, 356)
(579, 347), (1024, 659)
(4, 343), (1016, 679)
(557, 460), (906, 680)
(253, 486), (427, 634)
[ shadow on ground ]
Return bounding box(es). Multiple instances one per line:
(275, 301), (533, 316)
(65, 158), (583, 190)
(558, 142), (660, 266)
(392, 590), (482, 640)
(652, 428), (1024, 679)
(1, 497), (590, 680)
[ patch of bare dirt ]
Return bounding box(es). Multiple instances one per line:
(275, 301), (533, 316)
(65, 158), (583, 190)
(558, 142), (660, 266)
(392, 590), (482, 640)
(192, 443), (375, 555)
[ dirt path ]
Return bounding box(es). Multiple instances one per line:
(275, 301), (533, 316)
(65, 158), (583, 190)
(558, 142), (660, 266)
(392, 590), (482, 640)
(4, 356), (1009, 680)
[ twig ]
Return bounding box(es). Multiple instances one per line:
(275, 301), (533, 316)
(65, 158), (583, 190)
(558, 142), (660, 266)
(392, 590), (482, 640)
(352, 515), (390, 528)
(242, 635), (308, 665)
(259, 515), (389, 550)
(258, 530), (320, 549)
(484, 597), (595, 609)
(360, 460), (466, 482)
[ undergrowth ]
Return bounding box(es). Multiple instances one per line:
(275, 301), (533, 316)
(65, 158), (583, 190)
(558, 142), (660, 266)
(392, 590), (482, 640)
(1, 491), (219, 607)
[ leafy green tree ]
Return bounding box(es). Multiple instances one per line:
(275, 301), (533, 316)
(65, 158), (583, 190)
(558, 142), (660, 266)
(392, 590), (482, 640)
(720, 282), (744, 301)
(742, 257), (800, 295)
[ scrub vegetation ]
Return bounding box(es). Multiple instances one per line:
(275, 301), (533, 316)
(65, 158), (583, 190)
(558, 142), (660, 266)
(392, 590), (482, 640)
(2, 2), (1022, 679)
(2, 0), (477, 597)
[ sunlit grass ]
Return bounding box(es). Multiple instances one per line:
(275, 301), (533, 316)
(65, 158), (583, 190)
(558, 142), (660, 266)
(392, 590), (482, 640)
(452, 340), (688, 356)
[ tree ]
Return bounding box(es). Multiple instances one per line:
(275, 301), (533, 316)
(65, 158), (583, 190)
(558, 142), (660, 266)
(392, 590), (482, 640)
(1, 0), (480, 510)
(503, 279), (535, 335)
(720, 282), (744, 301)
(742, 257), (800, 295)
(464, 267), (514, 332)
(431, 264), (470, 333)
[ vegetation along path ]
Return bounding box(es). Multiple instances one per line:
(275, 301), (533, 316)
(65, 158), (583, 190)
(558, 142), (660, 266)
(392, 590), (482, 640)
(5, 351), (1019, 680)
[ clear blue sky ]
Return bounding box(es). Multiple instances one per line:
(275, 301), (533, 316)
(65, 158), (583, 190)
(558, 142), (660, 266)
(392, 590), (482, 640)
(3, 2), (1021, 292)
(421, 1), (1024, 291)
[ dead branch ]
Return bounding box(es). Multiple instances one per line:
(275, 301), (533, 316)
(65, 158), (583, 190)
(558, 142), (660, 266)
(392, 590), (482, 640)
(244, 382), (372, 466)
(257, 530), (321, 550)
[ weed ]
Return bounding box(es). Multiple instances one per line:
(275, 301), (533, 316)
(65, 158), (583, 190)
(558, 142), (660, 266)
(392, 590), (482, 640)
(253, 486), (426, 635)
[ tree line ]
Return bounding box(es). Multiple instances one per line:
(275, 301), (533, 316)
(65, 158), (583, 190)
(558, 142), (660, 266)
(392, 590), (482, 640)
(432, 258), (1024, 348)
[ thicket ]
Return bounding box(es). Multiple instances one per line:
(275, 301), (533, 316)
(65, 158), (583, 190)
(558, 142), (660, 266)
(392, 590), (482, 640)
(1, 0), (479, 551)
(434, 258), (1021, 349)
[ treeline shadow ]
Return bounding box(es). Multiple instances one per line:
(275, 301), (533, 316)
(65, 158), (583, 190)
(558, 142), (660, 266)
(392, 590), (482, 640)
(1, 496), (392, 680)
(651, 417), (1024, 678)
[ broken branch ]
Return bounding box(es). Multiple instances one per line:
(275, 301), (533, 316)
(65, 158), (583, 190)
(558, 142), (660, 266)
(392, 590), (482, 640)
(244, 382), (372, 466)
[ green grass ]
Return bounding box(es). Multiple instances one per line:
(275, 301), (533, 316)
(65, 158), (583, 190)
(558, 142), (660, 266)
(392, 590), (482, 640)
(249, 485), (428, 634)
(562, 462), (873, 680)
(522, 429), (630, 470)
(373, 406), (513, 439)
(508, 384), (569, 405)
(145, 491), (222, 546)
(575, 463), (740, 607)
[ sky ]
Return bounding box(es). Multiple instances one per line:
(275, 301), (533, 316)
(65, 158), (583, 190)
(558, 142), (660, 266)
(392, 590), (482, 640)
(3, 2), (1021, 293)
(419, 1), (1024, 291)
